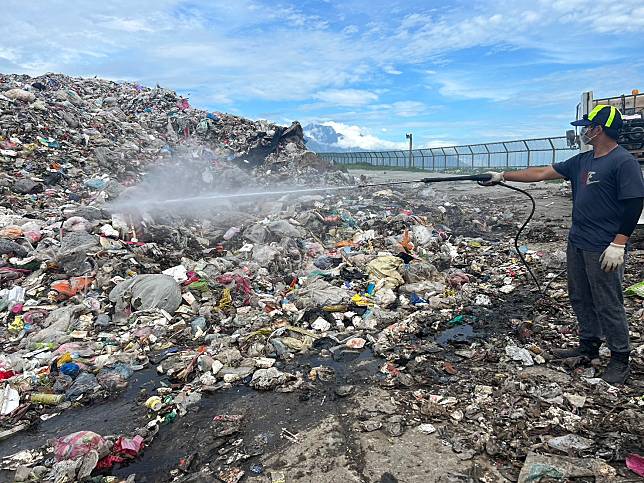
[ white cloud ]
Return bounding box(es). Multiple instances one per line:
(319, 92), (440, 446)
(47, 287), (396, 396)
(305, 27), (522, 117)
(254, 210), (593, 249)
(390, 101), (427, 117)
(321, 121), (407, 150)
(430, 62), (644, 106)
(314, 89), (379, 107)
(435, 77), (514, 102)
(99, 17), (155, 32)
(383, 65), (402, 75)
(0, 47), (19, 63)
(309, 121), (455, 151)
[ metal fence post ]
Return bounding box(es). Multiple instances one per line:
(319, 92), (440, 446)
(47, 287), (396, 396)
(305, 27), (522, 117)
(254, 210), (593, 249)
(523, 140), (530, 167)
(547, 137), (556, 164)
(484, 144), (491, 168)
(503, 143), (509, 168)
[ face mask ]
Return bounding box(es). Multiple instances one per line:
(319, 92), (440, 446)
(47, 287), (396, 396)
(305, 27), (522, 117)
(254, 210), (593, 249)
(581, 126), (599, 144)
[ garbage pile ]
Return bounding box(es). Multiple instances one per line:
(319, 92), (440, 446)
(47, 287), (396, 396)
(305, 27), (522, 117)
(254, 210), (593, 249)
(0, 72), (334, 187)
(0, 73), (643, 482)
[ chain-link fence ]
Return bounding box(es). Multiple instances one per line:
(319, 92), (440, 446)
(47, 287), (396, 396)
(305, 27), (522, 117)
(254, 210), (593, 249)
(315, 136), (578, 170)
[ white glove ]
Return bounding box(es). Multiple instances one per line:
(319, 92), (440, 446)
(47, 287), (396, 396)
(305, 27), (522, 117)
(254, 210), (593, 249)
(480, 171), (505, 186)
(599, 243), (625, 272)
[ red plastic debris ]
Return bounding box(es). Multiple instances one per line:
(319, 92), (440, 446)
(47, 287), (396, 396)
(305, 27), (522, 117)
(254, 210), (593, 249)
(95, 454), (126, 470)
(114, 435), (145, 457)
(54, 431), (107, 461)
(626, 454), (644, 477)
(183, 271), (200, 285)
(0, 370), (16, 381)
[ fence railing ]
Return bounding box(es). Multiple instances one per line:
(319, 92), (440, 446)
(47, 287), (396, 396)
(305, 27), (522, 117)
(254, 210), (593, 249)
(315, 136), (578, 170)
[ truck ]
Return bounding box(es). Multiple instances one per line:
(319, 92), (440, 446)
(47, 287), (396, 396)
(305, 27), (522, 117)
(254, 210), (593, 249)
(568, 90), (644, 226)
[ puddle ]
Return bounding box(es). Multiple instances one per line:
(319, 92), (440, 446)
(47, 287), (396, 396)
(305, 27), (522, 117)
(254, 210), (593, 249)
(0, 347), (384, 481)
(435, 324), (478, 346)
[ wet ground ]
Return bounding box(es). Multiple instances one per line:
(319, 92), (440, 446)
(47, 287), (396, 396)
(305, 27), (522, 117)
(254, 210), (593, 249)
(1, 349), (385, 481)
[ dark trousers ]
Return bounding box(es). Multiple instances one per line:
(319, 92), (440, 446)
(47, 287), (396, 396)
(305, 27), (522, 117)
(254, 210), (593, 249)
(566, 242), (630, 353)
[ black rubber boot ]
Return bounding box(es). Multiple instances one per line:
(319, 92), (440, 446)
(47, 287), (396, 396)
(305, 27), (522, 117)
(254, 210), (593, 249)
(551, 338), (601, 360)
(602, 352), (630, 385)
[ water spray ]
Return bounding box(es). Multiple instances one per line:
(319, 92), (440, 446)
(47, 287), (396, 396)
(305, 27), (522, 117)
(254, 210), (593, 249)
(136, 174), (496, 206)
(117, 172), (549, 294)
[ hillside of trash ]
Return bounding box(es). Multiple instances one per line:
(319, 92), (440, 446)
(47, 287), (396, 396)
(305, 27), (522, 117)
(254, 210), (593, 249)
(0, 73), (643, 482)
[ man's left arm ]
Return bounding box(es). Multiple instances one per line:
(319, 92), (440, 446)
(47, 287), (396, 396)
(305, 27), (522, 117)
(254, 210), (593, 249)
(600, 160), (644, 272)
(613, 198), (644, 245)
(601, 198), (643, 272)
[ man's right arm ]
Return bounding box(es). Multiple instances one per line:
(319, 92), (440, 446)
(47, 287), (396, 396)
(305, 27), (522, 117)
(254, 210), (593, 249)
(504, 165), (564, 183)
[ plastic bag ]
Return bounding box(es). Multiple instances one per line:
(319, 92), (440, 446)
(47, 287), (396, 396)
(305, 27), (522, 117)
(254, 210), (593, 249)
(109, 274), (182, 318)
(295, 279), (347, 307)
(62, 216), (92, 233)
(54, 431), (108, 461)
(267, 220), (304, 238)
(51, 277), (93, 297)
(65, 372), (100, 399)
(626, 454), (644, 477)
(367, 256), (404, 288)
(412, 225), (435, 246)
(114, 435), (144, 457)
(3, 89), (36, 102)
(0, 226), (23, 239)
(97, 364), (134, 391)
(252, 245), (279, 267)
(0, 385), (20, 415)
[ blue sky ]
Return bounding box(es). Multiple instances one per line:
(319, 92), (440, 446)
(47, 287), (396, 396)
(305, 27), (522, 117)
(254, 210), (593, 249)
(1, 0), (643, 149)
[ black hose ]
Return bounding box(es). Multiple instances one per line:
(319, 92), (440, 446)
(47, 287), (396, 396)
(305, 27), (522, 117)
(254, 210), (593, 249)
(496, 182), (543, 292)
(475, 181), (544, 293)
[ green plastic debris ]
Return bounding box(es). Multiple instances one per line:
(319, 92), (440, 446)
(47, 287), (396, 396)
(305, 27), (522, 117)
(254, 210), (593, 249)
(188, 281), (209, 292)
(449, 315), (466, 326)
(34, 342), (57, 350)
(448, 314), (476, 326)
(625, 281), (644, 298)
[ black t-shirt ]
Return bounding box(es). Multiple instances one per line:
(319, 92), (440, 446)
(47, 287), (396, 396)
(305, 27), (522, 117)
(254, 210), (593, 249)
(553, 145), (644, 252)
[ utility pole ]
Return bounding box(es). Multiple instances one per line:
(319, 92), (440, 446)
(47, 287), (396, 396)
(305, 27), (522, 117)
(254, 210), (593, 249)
(405, 133), (413, 168)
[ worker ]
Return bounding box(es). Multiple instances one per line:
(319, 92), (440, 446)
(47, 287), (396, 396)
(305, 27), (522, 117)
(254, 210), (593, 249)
(484, 105), (644, 384)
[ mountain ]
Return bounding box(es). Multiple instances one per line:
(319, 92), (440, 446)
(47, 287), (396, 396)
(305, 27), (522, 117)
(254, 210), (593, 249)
(304, 122), (353, 152)
(304, 122), (409, 152)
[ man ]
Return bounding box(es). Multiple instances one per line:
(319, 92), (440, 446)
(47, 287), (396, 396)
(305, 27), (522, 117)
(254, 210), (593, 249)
(484, 105), (644, 384)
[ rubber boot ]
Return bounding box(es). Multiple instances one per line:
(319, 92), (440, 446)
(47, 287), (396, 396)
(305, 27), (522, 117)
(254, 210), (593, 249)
(602, 352), (630, 385)
(551, 338), (601, 360)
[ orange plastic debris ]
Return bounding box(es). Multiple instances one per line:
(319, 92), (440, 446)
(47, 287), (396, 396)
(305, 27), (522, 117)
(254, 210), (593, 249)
(401, 229), (414, 252)
(51, 277), (94, 297)
(335, 240), (354, 248)
(0, 226), (23, 240)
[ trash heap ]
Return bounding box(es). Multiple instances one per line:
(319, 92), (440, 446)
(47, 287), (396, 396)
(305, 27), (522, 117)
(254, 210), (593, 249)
(0, 73), (643, 482)
(0, 72), (334, 187)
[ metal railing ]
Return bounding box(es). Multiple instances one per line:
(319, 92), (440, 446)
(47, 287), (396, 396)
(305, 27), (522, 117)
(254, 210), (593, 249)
(315, 136), (578, 170)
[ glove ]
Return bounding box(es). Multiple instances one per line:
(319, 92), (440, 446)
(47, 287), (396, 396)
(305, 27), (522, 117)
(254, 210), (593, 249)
(599, 242), (625, 272)
(480, 171), (504, 186)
